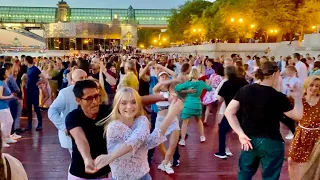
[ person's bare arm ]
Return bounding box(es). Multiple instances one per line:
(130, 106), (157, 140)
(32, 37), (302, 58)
(139, 62), (152, 82)
(141, 95), (166, 106)
(69, 127), (92, 163)
(156, 64), (176, 77)
(225, 100), (253, 151)
(39, 73), (48, 82)
(283, 97), (303, 121)
(153, 79), (176, 94)
(41, 90), (49, 107)
(103, 71), (117, 86)
(0, 86), (13, 100)
(224, 100), (245, 135)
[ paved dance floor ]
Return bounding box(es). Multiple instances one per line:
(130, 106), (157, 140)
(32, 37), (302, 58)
(4, 111), (290, 180)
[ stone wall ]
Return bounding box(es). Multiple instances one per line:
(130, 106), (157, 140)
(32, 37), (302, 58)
(143, 36), (320, 59)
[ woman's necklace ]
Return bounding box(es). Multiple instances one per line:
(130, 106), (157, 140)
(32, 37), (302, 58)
(305, 95), (320, 107)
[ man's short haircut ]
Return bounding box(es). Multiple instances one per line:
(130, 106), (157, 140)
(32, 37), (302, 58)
(293, 53), (301, 60)
(26, 56), (34, 64)
(3, 63), (13, 70)
(73, 80), (98, 99)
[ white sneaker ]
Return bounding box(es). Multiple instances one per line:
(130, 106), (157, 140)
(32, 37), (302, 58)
(178, 139), (185, 146)
(158, 162), (174, 174)
(11, 133), (22, 140)
(2, 142), (10, 148)
(5, 138), (17, 144)
(285, 132), (294, 140)
(200, 136), (206, 143)
(226, 147), (233, 156)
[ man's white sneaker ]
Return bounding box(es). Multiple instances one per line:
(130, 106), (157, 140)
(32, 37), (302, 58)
(200, 136), (206, 143)
(5, 138), (17, 144)
(178, 139), (185, 146)
(11, 133), (22, 140)
(226, 147), (233, 156)
(2, 142), (10, 148)
(158, 162), (174, 174)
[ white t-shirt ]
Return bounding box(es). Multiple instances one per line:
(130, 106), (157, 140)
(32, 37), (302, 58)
(295, 61), (308, 82)
(247, 59), (256, 73)
(174, 62), (182, 74)
(282, 76), (302, 95)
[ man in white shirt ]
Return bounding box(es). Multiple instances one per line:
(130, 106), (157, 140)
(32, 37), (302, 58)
(174, 56), (184, 75)
(306, 56), (315, 73)
(293, 53), (308, 82)
(246, 55), (256, 73)
(48, 69), (87, 156)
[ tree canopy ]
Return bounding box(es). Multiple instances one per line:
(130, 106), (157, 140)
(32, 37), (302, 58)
(167, 0), (213, 42)
(167, 0), (320, 43)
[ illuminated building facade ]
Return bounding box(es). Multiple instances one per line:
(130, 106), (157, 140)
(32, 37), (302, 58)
(0, 2), (171, 27)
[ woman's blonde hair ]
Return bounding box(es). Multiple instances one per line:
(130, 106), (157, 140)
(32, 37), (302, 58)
(301, 140), (320, 180)
(188, 68), (200, 80)
(89, 78), (109, 105)
(97, 87), (145, 133)
(196, 64), (205, 76)
(303, 76), (320, 95)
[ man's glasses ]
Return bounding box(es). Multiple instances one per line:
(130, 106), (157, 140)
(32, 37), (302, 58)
(80, 94), (100, 104)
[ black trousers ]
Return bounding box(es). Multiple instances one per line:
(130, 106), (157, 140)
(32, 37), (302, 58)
(26, 89), (42, 128)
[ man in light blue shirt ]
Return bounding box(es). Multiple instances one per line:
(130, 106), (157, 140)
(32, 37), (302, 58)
(48, 69), (87, 155)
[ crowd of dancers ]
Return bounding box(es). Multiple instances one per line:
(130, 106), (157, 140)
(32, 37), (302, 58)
(0, 51), (319, 180)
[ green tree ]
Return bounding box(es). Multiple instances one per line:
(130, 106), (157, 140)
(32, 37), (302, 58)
(167, 0), (212, 42)
(201, 0), (255, 42)
(137, 28), (161, 48)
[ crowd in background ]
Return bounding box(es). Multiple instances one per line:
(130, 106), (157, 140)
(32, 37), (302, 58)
(0, 49), (319, 180)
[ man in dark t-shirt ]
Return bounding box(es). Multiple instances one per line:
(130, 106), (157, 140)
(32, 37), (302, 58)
(66, 80), (170, 179)
(214, 72), (248, 159)
(25, 56), (46, 131)
(224, 62), (303, 180)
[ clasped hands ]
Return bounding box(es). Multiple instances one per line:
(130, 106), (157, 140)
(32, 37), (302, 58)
(84, 154), (113, 174)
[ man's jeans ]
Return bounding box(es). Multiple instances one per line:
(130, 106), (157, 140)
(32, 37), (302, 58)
(9, 98), (22, 133)
(238, 137), (284, 180)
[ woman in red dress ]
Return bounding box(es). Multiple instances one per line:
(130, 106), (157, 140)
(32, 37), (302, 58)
(288, 76), (320, 180)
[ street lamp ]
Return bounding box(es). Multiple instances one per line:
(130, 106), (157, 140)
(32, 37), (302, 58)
(269, 29), (278, 34)
(231, 18), (243, 23)
(153, 39), (157, 43)
(163, 38), (167, 42)
(140, 44), (144, 48)
(193, 29), (197, 32)
(250, 24), (255, 28)
(312, 26), (316, 30)
(198, 29), (201, 32)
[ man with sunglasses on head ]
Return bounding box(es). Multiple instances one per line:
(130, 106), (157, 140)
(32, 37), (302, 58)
(48, 69), (87, 156)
